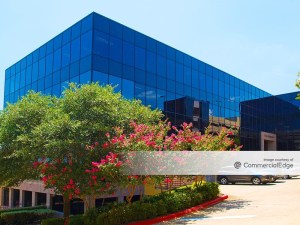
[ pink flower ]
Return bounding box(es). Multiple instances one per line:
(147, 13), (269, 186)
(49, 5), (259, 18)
(164, 178), (172, 183)
(92, 162), (100, 167)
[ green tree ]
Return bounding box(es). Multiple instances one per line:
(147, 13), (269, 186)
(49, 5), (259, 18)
(0, 83), (162, 219)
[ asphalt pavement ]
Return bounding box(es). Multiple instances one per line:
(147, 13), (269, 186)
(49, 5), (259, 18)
(158, 177), (300, 225)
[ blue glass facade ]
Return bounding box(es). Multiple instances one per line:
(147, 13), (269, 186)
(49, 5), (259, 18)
(4, 12), (300, 150)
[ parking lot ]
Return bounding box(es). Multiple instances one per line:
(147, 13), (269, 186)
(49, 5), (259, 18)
(159, 177), (300, 225)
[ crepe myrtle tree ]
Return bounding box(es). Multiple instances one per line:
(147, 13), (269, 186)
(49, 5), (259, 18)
(0, 83), (163, 221)
(88, 121), (242, 201)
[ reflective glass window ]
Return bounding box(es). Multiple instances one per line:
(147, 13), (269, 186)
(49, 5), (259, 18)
(38, 79), (45, 91)
(80, 55), (92, 73)
(205, 65), (212, 76)
(206, 75), (213, 92)
(81, 30), (92, 57)
(183, 54), (191, 67)
(176, 83), (184, 95)
(199, 73), (205, 90)
(176, 51), (183, 63)
(53, 49), (61, 72)
(146, 86), (157, 109)
(122, 79), (134, 99)
(109, 61), (122, 77)
(135, 47), (145, 70)
(192, 58), (198, 70)
(53, 70), (61, 85)
(109, 75), (121, 92)
(32, 62), (38, 82)
(184, 85), (192, 96)
(70, 61), (79, 78)
(62, 28), (71, 45)
(199, 61), (205, 73)
(167, 79), (175, 93)
(20, 70), (25, 88)
(110, 21), (122, 39)
(45, 75), (52, 89)
(62, 43), (71, 66)
(135, 32), (146, 48)
(31, 81), (38, 92)
(191, 70), (198, 88)
(123, 65), (134, 80)
(157, 55), (166, 77)
(45, 87), (52, 95)
(46, 40), (53, 55)
(146, 73), (156, 87)
(157, 89), (166, 110)
(135, 84), (145, 104)
(39, 45), (46, 58)
(166, 92), (176, 112)
(93, 55), (108, 73)
(15, 62), (20, 73)
(123, 42), (134, 66)
(46, 53), (53, 75)
(27, 54), (33, 66)
(80, 71), (91, 84)
(135, 69), (145, 84)
(167, 47), (175, 60)
(81, 14), (93, 33)
(9, 76), (15, 93)
(71, 22), (81, 39)
(213, 79), (219, 96)
(93, 31), (109, 57)
(146, 51), (156, 73)
(157, 42), (166, 56)
(21, 58), (26, 70)
(93, 71), (108, 85)
(123, 27), (134, 43)
(176, 63), (183, 83)
(184, 66), (191, 86)
(167, 60), (175, 80)
(52, 84), (61, 97)
(147, 38), (156, 52)
(192, 88), (199, 99)
(25, 66), (32, 85)
(38, 58), (45, 78)
(109, 37), (122, 62)
(71, 38), (80, 63)
(61, 66), (70, 82)
(157, 76), (166, 90)
(15, 73), (20, 91)
(53, 35), (62, 50)
(33, 50), (39, 63)
(70, 75), (79, 83)
(94, 15), (109, 33)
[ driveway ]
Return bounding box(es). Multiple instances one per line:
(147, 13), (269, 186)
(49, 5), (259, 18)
(158, 177), (300, 225)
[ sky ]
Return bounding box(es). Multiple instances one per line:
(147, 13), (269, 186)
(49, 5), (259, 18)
(1, 0), (300, 109)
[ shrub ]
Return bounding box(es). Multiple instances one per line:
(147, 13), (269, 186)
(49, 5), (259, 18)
(195, 182), (220, 201)
(0, 205), (47, 215)
(1, 209), (55, 225)
(41, 215), (84, 225)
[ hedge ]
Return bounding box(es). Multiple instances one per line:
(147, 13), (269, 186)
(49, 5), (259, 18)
(0, 205), (47, 215)
(41, 182), (220, 225)
(0, 208), (55, 225)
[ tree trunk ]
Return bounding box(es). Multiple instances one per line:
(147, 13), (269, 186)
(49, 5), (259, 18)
(63, 195), (71, 219)
(84, 194), (95, 213)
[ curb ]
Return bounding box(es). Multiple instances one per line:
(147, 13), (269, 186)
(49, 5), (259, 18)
(128, 195), (228, 225)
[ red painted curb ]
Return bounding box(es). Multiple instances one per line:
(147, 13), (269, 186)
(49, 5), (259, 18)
(128, 195), (228, 225)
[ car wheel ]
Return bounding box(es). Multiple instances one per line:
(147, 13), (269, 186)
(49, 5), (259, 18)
(219, 177), (229, 185)
(252, 177), (261, 185)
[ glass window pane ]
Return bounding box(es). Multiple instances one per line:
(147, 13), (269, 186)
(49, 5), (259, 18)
(184, 66), (191, 86)
(38, 58), (45, 78)
(80, 71), (91, 84)
(93, 31), (109, 57)
(81, 30), (92, 57)
(61, 66), (70, 82)
(135, 83), (145, 104)
(93, 55), (108, 73)
(167, 59), (175, 80)
(62, 28), (71, 45)
(46, 53), (53, 75)
(157, 76), (166, 90)
(93, 71), (108, 85)
(70, 61), (80, 78)
(135, 32), (146, 48)
(146, 51), (156, 73)
(157, 55), (166, 77)
(62, 43), (71, 67)
(123, 42), (134, 66)
(123, 65), (134, 80)
(53, 35), (62, 51)
(135, 47), (145, 70)
(71, 22), (81, 39)
(71, 38), (80, 63)
(94, 15), (109, 33)
(122, 79), (134, 99)
(123, 27), (134, 43)
(146, 87), (157, 109)
(135, 69), (145, 84)
(25, 66), (32, 85)
(32, 62), (38, 82)
(109, 37), (122, 62)
(109, 61), (122, 77)
(176, 63), (183, 83)
(80, 55), (92, 74)
(82, 14), (93, 33)
(53, 49), (61, 72)
(109, 75), (121, 92)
